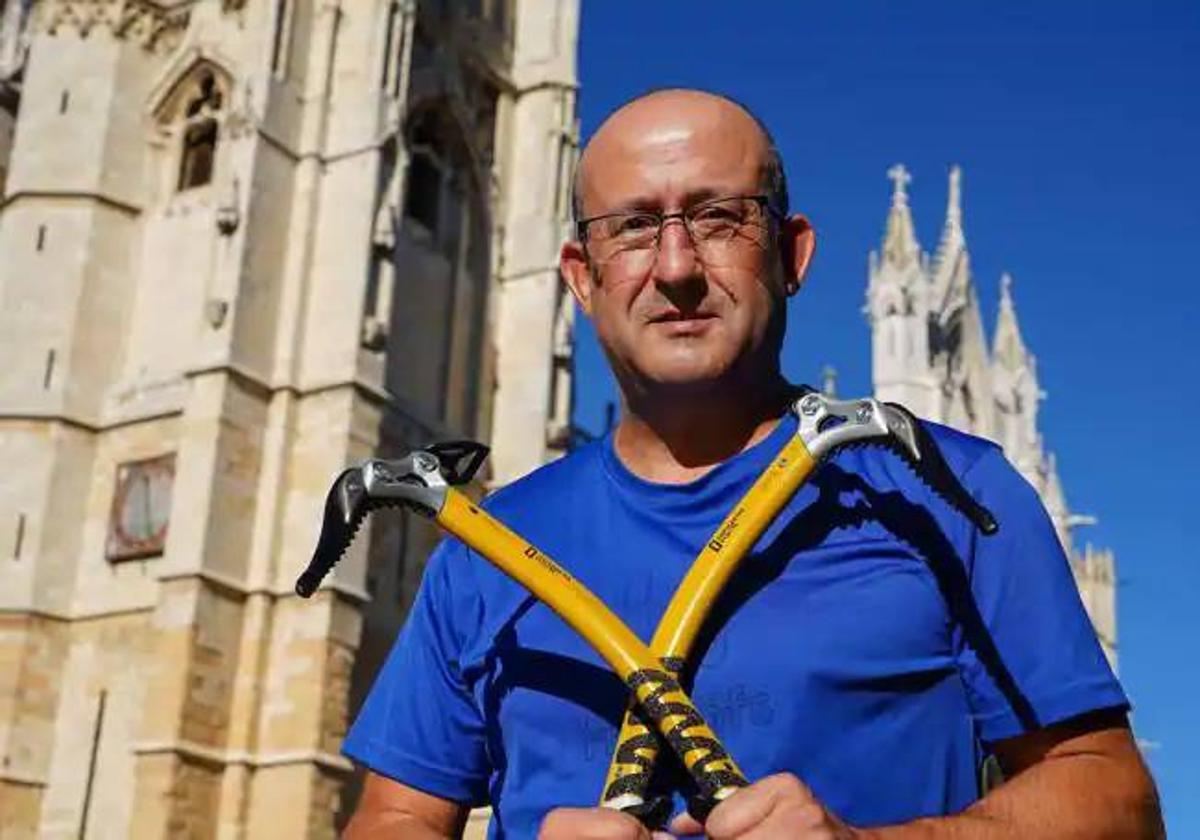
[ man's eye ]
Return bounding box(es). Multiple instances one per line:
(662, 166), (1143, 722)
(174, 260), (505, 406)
(691, 205), (741, 224)
(615, 215), (659, 234)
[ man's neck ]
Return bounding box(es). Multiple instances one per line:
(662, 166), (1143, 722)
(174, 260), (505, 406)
(613, 378), (797, 484)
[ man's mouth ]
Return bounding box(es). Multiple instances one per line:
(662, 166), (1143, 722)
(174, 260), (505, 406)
(647, 311), (717, 324)
(646, 311), (718, 336)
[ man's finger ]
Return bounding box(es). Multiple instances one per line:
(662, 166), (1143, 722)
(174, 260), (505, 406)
(669, 810), (703, 835)
(669, 774), (818, 838)
(537, 806), (659, 840)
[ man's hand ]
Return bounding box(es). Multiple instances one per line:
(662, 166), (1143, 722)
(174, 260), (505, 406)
(539, 714), (1161, 840)
(669, 774), (858, 839)
(537, 806), (674, 839)
(538, 776), (856, 839)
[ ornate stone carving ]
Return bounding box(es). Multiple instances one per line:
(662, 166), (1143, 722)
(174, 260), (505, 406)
(35, 0), (192, 54)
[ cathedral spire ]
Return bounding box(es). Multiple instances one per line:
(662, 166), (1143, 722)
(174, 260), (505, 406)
(889, 162), (912, 207)
(931, 164), (972, 317)
(880, 163), (921, 268)
(947, 164), (962, 228)
(993, 272), (1030, 372)
(999, 271), (1015, 318)
(935, 164), (966, 259)
(867, 164), (936, 418)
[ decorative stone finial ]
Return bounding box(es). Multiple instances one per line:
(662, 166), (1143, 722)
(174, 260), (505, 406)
(821, 365), (838, 397)
(947, 165), (962, 225)
(887, 164), (911, 207)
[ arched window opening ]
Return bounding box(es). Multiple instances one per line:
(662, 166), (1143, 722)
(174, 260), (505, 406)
(404, 151), (441, 234)
(402, 105), (475, 258)
(176, 72), (223, 191)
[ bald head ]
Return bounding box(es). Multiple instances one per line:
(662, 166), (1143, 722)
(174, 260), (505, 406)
(572, 89), (788, 225)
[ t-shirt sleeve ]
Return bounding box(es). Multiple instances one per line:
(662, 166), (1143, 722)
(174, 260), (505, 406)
(342, 538), (490, 803)
(952, 447), (1129, 744)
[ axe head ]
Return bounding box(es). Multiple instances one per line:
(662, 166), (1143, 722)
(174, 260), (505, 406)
(795, 393), (998, 536)
(294, 441), (490, 598)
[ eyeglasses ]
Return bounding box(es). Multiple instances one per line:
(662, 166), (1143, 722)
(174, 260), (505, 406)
(577, 195), (783, 269)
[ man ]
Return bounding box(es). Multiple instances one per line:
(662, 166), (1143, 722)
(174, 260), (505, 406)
(343, 89), (1162, 839)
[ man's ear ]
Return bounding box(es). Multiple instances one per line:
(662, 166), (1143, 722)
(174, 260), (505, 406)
(560, 239), (594, 316)
(779, 213), (816, 296)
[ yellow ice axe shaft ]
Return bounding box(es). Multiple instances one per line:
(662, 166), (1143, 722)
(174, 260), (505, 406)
(435, 491), (748, 804)
(600, 434), (819, 808)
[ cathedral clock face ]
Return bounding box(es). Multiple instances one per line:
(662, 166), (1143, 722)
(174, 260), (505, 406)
(105, 454), (176, 561)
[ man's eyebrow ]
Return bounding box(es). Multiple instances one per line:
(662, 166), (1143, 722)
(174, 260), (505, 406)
(681, 187), (724, 205)
(601, 187), (740, 215)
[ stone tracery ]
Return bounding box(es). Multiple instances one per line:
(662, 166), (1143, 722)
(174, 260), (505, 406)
(35, 0), (192, 54)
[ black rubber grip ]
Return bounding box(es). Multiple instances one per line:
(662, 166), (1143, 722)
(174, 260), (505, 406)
(624, 667), (747, 799)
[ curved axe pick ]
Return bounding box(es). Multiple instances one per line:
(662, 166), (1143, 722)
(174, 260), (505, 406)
(879, 401), (998, 535)
(294, 442), (490, 598)
(795, 393), (998, 536)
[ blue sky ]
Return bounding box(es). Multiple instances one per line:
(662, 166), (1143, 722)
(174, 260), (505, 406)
(571, 1), (1199, 832)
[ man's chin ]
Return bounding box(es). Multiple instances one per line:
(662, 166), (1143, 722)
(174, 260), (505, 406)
(635, 362), (733, 396)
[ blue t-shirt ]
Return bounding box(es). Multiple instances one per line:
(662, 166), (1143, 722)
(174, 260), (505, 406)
(343, 414), (1127, 838)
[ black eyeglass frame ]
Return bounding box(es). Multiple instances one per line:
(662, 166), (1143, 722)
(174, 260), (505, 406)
(575, 194), (786, 243)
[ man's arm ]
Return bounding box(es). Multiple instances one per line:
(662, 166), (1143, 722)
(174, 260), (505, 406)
(344, 771), (470, 840)
(654, 710), (1162, 839)
(886, 710), (1163, 839)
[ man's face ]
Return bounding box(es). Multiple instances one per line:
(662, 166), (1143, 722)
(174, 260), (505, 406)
(562, 94), (813, 397)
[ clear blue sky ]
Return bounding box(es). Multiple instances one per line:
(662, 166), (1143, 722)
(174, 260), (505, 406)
(571, 2), (1199, 832)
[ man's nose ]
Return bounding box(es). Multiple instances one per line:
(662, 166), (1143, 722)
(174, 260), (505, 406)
(652, 217), (700, 285)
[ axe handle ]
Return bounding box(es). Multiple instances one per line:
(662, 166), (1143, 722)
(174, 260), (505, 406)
(435, 490), (748, 804)
(600, 433), (819, 814)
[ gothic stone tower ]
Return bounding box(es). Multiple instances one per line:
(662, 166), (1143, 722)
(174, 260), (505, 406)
(0, 1), (578, 837)
(865, 165), (1117, 667)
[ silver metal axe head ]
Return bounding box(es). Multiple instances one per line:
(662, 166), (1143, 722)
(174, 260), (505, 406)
(294, 441), (489, 598)
(794, 392), (998, 535)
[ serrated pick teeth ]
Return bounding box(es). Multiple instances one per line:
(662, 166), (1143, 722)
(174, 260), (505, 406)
(840, 434), (997, 535)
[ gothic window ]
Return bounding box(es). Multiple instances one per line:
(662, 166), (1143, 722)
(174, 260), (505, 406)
(390, 101), (492, 431)
(178, 121), (216, 190)
(403, 107), (469, 255)
(176, 73), (223, 191)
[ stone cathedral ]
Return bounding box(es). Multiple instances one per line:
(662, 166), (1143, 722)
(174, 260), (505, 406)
(0, 0), (578, 837)
(864, 164), (1117, 667)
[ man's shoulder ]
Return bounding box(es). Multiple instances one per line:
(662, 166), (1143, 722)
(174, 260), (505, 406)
(832, 416), (1035, 536)
(916, 419), (1005, 483)
(841, 416), (1003, 486)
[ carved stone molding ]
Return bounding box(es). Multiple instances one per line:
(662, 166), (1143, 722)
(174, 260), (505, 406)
(35, 0), (192, 54)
